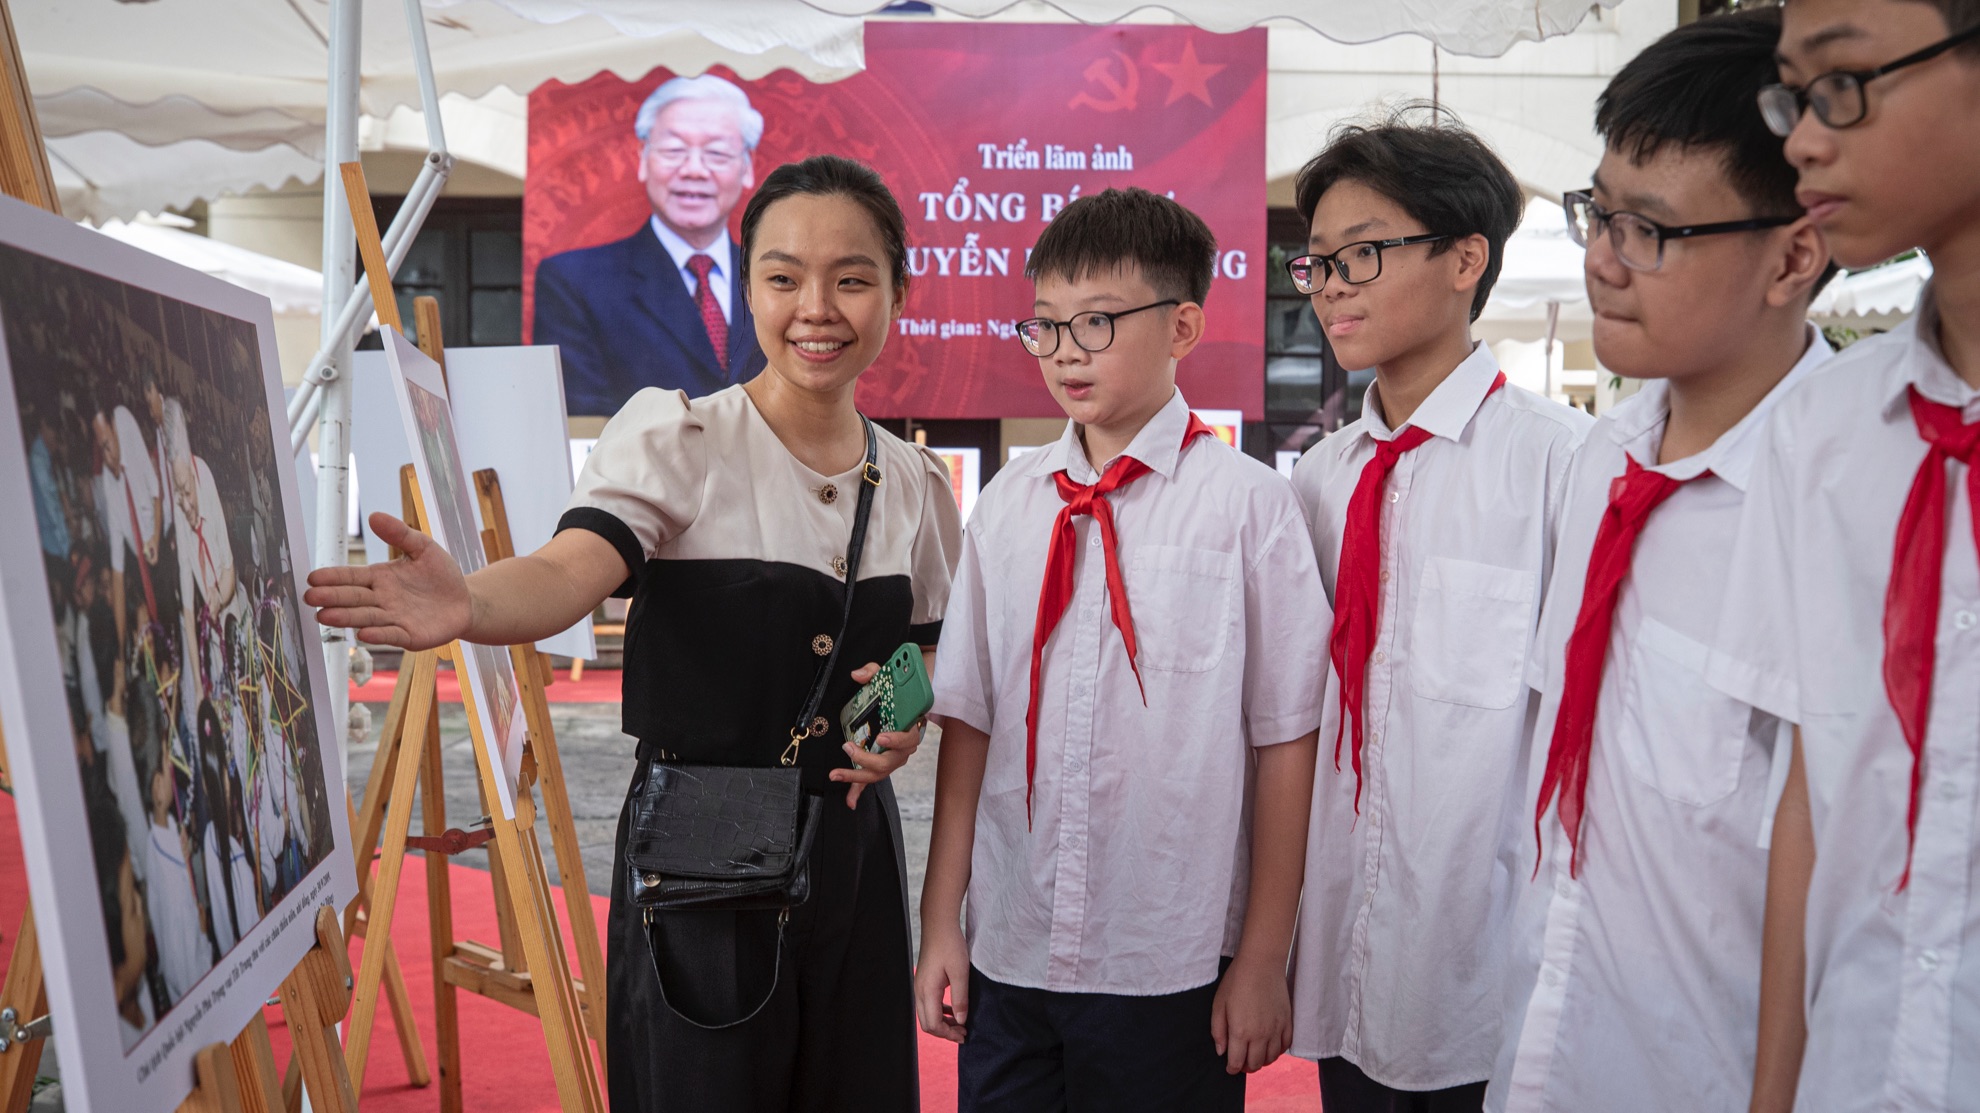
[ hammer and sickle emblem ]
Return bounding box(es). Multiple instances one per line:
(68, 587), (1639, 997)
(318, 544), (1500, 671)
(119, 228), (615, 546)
(1067, 51), (1139, 113)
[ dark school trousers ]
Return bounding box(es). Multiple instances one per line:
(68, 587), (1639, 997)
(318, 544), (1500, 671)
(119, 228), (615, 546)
(1318, 1056), (1487, 1113)
(956, 962), (1245, 1113)
(605, 765), (918, 1113)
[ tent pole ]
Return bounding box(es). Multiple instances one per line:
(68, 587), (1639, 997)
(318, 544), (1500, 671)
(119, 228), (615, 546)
(287, 0), (453, 447)
(315, 0), (361, 765)
(1543, 299), (1562, 401)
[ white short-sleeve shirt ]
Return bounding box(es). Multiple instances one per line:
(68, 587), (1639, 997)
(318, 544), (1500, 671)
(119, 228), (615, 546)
(931, 389), (1329, 996)
(1287, 342), (1592, 1088)
(99, 405), (159, 572)
(1487, 332), (1831, 1113)
(1708, 288), (1980, 1113)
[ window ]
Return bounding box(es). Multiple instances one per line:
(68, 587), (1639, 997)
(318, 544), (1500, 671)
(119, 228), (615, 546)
(1263, 208), (1359, 461)
(359, 197), (523, 351)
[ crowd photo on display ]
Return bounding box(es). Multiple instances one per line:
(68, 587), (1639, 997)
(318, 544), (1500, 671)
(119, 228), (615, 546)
(1, 243), (336, 1049)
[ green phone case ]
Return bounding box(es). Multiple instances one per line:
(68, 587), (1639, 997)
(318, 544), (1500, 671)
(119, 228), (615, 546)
(840, 642), (935, 753)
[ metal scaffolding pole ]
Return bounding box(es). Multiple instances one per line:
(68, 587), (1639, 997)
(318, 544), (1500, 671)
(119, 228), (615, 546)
(299, 0), (452, 755)
(313, 0), (361, 757)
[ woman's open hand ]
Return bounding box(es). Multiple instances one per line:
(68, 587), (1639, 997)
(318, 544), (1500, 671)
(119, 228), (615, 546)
(830, 660), (926, 809)
(304, 511), (473, 651)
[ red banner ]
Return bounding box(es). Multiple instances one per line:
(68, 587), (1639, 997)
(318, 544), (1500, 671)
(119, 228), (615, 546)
(525, 23), (1266, 419)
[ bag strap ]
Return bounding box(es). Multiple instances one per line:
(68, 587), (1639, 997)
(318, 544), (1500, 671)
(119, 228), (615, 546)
(780, 417), (881, 767)
(643, 906), (789, 1030)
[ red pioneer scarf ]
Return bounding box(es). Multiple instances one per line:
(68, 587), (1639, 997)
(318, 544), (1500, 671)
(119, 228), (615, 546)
(1024, 413), (1217, 824)
(1534, 456), (1698, 877)
(1884, 387), (1980, 890)
(1330, 372), (1504, 812)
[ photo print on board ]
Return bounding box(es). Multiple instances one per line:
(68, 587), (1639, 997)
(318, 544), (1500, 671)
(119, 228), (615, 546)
(380, 329), (528, 818)
(0, 193), (354, 1113)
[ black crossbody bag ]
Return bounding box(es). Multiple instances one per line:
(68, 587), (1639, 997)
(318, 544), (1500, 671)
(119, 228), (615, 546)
(625, 418), (881, 1029)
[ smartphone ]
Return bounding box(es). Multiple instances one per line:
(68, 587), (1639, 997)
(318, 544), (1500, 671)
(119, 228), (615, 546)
(840, 642), (934, 754)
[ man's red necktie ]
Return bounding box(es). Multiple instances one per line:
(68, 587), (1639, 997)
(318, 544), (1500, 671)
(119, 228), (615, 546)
(1885, 387), (1980, 890)
(1330, 372), (1504, 813)
(688, 254), (729, 373)
(1024, 414), (1216, 824)
(1534, 456), (1697, 877)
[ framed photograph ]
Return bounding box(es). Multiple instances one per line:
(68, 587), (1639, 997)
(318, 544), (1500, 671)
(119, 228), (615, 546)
(378, 329), (528, 819)
(350, 344), (594, 663)
(0, 193), (354, 1112)
(927, 446), (982, 523)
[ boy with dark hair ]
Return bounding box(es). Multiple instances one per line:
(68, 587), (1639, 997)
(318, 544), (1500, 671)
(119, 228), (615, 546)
(1283, 110), (1592, 1111)
(1483, 10), (1835, 1111)
(1708, 1), (1980, 1110)
(916, 187), (1329, 1112)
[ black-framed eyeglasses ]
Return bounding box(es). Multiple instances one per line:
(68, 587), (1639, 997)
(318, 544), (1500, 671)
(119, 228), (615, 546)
(1015, 299), (1179, 357)
(1758, 23), (1980, 137)
(1563, 190), (1798, 273)
(1284, 234), (1449, 295)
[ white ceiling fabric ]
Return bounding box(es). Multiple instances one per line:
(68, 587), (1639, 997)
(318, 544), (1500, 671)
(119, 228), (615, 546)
(1488, 195), (1587, 310)
(16, 0), (1623, 220)
(1811, 253), (1932, 318)
(807, 0), (1621, 57)
(49, 131), (329, 224)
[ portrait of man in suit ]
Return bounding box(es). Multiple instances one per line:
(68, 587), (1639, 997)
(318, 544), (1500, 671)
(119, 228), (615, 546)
(533, 74), (769, 417)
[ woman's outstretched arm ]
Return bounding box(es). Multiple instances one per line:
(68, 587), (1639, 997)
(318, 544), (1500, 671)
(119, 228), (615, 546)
(305, 511), (628, 650)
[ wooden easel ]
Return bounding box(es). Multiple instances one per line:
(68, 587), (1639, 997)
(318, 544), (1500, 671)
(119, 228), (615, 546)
(335, 163), (605, 1112)
(0, 7), (377, 1109)
(0, 3), (57, 1103)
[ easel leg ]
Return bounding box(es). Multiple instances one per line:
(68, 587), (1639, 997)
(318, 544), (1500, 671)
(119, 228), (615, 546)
(492, 809), (604, 1112)
(0, 900), (47, 1113)
(281, 910), (360, 1113)
(344, 672), (431, 1087)
(228, 1014), (284, 1113)
(175, 1043), (245, 1113)
(343, 651), (436, 1093)
(421, 702), (463, 1113)
(479, 772), (527, 972)
(381, 945), (429, 1084)
(519, 667), (609, 1063)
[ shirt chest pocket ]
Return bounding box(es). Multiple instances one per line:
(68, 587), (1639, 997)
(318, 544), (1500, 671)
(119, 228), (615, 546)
(1616, 616), (1749, 807)
(1126, 544), (1235, 674)
(1408, 557), (1535, 710)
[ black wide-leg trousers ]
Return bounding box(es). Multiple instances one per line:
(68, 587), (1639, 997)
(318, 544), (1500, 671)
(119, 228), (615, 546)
(605, 763), (918, 1113)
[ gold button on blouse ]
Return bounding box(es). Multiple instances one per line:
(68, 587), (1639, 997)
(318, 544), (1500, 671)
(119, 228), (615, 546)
(812, 634), (834, 657)
(831, 555), (848, 578)
(816, 483), (839, 505)
(809, 715), (830, 737)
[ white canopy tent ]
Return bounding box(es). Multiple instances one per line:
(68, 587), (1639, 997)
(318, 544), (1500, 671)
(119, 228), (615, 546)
(1812, 252), (1932, 319)
(17, 0), (1626, 223)
(12, 0), (1628, 745)
(91, 213), (327, 314)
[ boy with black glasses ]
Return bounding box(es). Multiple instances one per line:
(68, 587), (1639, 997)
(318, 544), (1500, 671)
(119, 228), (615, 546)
(1704, 2), (1980, 1111)
(1483, 10), (1836, 1112)
(918, 188), (1329, 1112)
(1283, 111), (1590, 1112)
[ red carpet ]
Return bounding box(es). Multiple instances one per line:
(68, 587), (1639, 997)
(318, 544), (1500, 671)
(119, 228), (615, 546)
(0, 787), (1320, 1109)
(351, 666), (627, 704)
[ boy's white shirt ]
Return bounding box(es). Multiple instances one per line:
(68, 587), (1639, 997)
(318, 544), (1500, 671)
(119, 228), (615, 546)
(930, 389), (1329, 996)
(1287, 342), (1592, 1088)
(1485, 329), (1831, 1113)
(1708, 287), (1980, 1113)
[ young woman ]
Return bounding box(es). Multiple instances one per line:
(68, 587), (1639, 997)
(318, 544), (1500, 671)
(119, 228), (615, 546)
(307, 154), (960, 1112)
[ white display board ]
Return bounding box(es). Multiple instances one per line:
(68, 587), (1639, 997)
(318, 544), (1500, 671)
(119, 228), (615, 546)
(927, 446), (982, 522)
(350, 345), (595, 663)
(378, 331), (529, 819)
(0, 192), (355, 1113)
